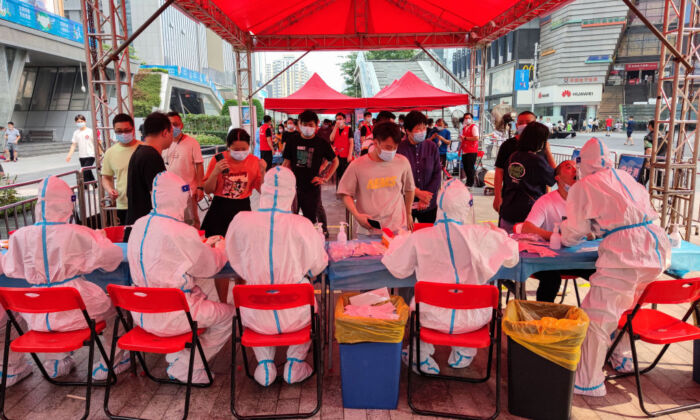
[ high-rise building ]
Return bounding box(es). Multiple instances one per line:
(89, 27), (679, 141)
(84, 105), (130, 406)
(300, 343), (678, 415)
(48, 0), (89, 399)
(265, 56), (310, 98)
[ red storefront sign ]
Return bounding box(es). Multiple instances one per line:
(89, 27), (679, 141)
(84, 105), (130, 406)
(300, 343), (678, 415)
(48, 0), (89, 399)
(625, 62), (658, 71)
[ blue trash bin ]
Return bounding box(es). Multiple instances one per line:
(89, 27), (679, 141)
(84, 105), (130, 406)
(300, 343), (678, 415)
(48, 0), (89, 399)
(339, 341), (402, 409)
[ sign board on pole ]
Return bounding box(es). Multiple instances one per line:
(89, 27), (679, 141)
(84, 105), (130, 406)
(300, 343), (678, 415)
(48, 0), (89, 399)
(228, 105), (256, 136)
(514, 69), (530, 91)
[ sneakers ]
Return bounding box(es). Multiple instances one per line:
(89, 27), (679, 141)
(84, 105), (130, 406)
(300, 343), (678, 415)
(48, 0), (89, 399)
(574, 382), (607, 397)
(253, 359), (276, 387)
(401, 347), (440, 375)
(4, 362), (32, 387)
(43, 356), (75, 378)
(448, 348), (475, 369)
(92, 354), (131, 380)
(283, 358), (312, 384)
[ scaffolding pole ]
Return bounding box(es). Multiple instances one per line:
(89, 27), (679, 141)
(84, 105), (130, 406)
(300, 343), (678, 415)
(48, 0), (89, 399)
(641, 0), (700, 240)
(235, 50), (256, 141)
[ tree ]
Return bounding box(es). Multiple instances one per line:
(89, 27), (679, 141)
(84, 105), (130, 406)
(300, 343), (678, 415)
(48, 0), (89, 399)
(338, 50), (417, 97)
(221, 98), (265, 124)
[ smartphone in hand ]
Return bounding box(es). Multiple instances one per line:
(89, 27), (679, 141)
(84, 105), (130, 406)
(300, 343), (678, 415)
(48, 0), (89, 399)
(215, 153), (228, 174)
(367, 218), (381, 229)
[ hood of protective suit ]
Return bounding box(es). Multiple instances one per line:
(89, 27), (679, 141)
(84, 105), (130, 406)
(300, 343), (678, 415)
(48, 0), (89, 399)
(435, 178), (474, 225)
(259, 166), (296, 211)
(150, 171), (190, 220)
(579, 137), (613, 178)
(34, 176), (74, 223)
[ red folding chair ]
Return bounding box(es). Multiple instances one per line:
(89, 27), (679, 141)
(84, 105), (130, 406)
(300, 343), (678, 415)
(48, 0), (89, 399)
(0, 287), (114, 420)
(231, 283), (321, 420)
(104, 285), (213, 420)
(605, 278), (700, 417)
(408, 281), (501, 420)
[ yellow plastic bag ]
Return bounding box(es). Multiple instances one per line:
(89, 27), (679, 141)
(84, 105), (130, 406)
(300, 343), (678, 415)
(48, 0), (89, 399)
(502, 300), (590, 371)
(335, 293), (409, 344)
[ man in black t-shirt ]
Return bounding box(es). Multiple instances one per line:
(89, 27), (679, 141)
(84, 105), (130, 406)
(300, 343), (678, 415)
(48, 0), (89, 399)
(282, 110), (338, 224)
(493, 111), (556, 213)
(126, 112), (173, 227)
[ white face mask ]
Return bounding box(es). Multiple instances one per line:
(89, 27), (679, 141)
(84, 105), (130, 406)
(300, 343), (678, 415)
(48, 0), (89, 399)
(412, 131), (427, 143)
(516, 124), (527, 135)
(300, 126), (315, 137)
(286, 124), (295, 131)
(77, 122), (86, 128)
(337, 120), (345, 128)
(464, 119), (473, 125)
(231, 149), (249, 161)
(378, 148), (396, 162)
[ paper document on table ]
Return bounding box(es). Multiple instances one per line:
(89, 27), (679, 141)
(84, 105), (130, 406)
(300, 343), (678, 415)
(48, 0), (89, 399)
(349, 287), (390, 306)
(576, 247), (598, 253)
(518, 242), (559, 257)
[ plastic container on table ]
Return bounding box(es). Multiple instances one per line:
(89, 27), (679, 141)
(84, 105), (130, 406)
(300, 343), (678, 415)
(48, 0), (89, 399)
(103, 226), (125, 243)
(503, 300), (590, 420)
(335, 293), (409, 409)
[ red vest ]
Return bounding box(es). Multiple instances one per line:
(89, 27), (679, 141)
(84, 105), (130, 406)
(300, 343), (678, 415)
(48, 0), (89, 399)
(259, 123), (272, 151)
(334, 126), (351, 158)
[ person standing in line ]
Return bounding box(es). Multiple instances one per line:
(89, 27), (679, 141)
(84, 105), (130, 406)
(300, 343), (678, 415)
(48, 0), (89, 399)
(397, 111), (441, 224)
(274, 123), (285, 153)
(101, 113), (142, 225)
(259, 115), (274, 170)
(66, 114), (102, 182)
(125, 112), (173, 227)
(625, 115), (635, 145)
(4, 122), (20, 162)
(431, 118), (452, 168)
(330, 112), (353, 189)
(459, 112), (479, 187)
(605, 115), (614, 136)
(162, 112), (204, 228)
(282, 110), (338, 224)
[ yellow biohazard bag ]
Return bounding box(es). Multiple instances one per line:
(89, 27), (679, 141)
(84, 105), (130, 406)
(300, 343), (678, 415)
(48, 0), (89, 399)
(334, 293), (409, 344)
(502, 300), (590, 371)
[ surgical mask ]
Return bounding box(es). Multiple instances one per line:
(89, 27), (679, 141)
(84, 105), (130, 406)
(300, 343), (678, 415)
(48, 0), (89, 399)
(278, 128), (283, 133)
(563, 183), (571, 192)
(173, 126), (182, 138)
(300, 126), (315, 137)
(378, 148), (396, 162)
(464, 119), (473, 125)
(516, 124), (527, 135)
(338, 121), (345, 128)
(287, 124), (295, 131)
(115, 132), (133, 144)
(365, 118), (371, 124)
(412, 131), (426, 143)
(231, 149), (249, 161)
(76, 122), (86, 128)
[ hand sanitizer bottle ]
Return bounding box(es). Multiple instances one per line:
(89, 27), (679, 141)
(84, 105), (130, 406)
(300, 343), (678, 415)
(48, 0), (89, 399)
(337, 222), (348, 244)
(550, 223), (561, 250)
(670, 224), (682, 248)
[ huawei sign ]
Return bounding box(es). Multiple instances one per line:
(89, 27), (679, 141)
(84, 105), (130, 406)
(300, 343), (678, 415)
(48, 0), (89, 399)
(562, 89), (572, 98)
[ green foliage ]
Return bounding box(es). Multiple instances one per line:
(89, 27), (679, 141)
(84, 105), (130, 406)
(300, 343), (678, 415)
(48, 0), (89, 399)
(338, 51), (416, 97)
(182, 114), (231, 133)
(0, 175), (19, 207)
(365, 50), (417, 60)
(133, 71), (162, 117)
(221, 98), (264, 124)
(194, 134), (226, 145)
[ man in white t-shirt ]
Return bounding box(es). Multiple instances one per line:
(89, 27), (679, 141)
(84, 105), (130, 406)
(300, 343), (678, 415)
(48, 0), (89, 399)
(522, 160), (594, 302)
(66, 114), (101, 182)
(338, 121), (415, 236)
(162, 111), (204, 228)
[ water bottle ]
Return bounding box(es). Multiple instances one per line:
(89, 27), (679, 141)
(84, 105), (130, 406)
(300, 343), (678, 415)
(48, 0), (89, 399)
(550, 223), (561, 250)
(337, 221), (348, 244)
(670, 224), (682, 248)
(315, 223), (325, 242)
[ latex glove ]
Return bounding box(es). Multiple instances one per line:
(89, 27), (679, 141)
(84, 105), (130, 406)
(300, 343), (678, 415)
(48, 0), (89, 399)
(205, 235), (223, 247)
(214, 238), (226, 250)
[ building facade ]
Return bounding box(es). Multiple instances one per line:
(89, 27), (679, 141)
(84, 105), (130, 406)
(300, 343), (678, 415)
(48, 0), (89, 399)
(264, 56), (310, 98)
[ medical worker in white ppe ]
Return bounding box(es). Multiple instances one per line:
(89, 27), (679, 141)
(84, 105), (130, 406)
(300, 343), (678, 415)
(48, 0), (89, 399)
(2, 176), (125, 380)
(382, 179), (519, 373)
(226, 166), (327, 387)
(561, 137), (670, 397)
(127, 171), (235, 383)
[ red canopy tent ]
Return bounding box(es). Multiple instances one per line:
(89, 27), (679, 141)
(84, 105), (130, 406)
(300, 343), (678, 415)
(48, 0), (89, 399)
(366, 71), (470, 111)
(175, 0), (572, 51)
(264, 73), (364, 113)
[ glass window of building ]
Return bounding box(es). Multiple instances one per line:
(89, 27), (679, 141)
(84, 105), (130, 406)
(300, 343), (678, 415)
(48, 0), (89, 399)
(30, 68), (58, 111)
(50, 67), (77, 111)
(14, 68), (37, 111)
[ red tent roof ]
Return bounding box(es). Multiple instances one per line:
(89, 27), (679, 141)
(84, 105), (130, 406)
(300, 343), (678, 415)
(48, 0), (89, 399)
(175, 0), (572, 51)
(367, 71), (469, 111)
(264, 73), (364, 113)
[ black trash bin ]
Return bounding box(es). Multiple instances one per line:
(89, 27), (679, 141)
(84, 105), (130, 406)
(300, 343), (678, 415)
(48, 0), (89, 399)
(503, 300), (590, 420)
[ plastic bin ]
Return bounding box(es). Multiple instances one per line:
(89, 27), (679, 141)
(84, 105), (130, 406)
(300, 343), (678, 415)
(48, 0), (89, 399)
(339, 342), (402, 409)
(335, 293), (408, 409)
(503, 300), (589, 420)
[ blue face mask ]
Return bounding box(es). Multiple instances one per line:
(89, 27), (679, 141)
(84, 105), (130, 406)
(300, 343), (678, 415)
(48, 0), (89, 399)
(173, 126), (182, 138)
(115, 132), (134, 144)
(378, 148), (396, 162)
(412, 131), (427, 143)
(563, 183), (571, 192)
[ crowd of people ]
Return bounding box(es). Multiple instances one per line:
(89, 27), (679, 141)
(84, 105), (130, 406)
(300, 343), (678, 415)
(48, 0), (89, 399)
(0, 106), (673, 403)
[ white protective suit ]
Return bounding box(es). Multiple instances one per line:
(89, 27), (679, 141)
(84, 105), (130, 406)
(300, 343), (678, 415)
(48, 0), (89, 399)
(226, 166), (328, 387)
(2, 176), (125, 379)
(127, 171), (235, 383)
(382, 179), (519, 373)
(561, 137), (670, 397)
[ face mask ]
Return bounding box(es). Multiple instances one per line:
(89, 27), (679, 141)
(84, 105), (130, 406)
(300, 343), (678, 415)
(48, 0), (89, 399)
(231, 149), (249, 161)
(77, 122), (86, 128)
(412, 131), (427, 143)
(378, 148), (396, 162)
(278, 128), (283, 133)
(338, 121), (345, 128)
(365, 118), (371, 124)
(464, 119), (472, 125)
(300, 126), (315, 137)
(115, 132), (133, 144)
(287, 124), (295, 131)
(563, 183), (571, 192)
(399, 122), (404, 127)
(516, 124), (527, 135)
(173, 126), (182, 138)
